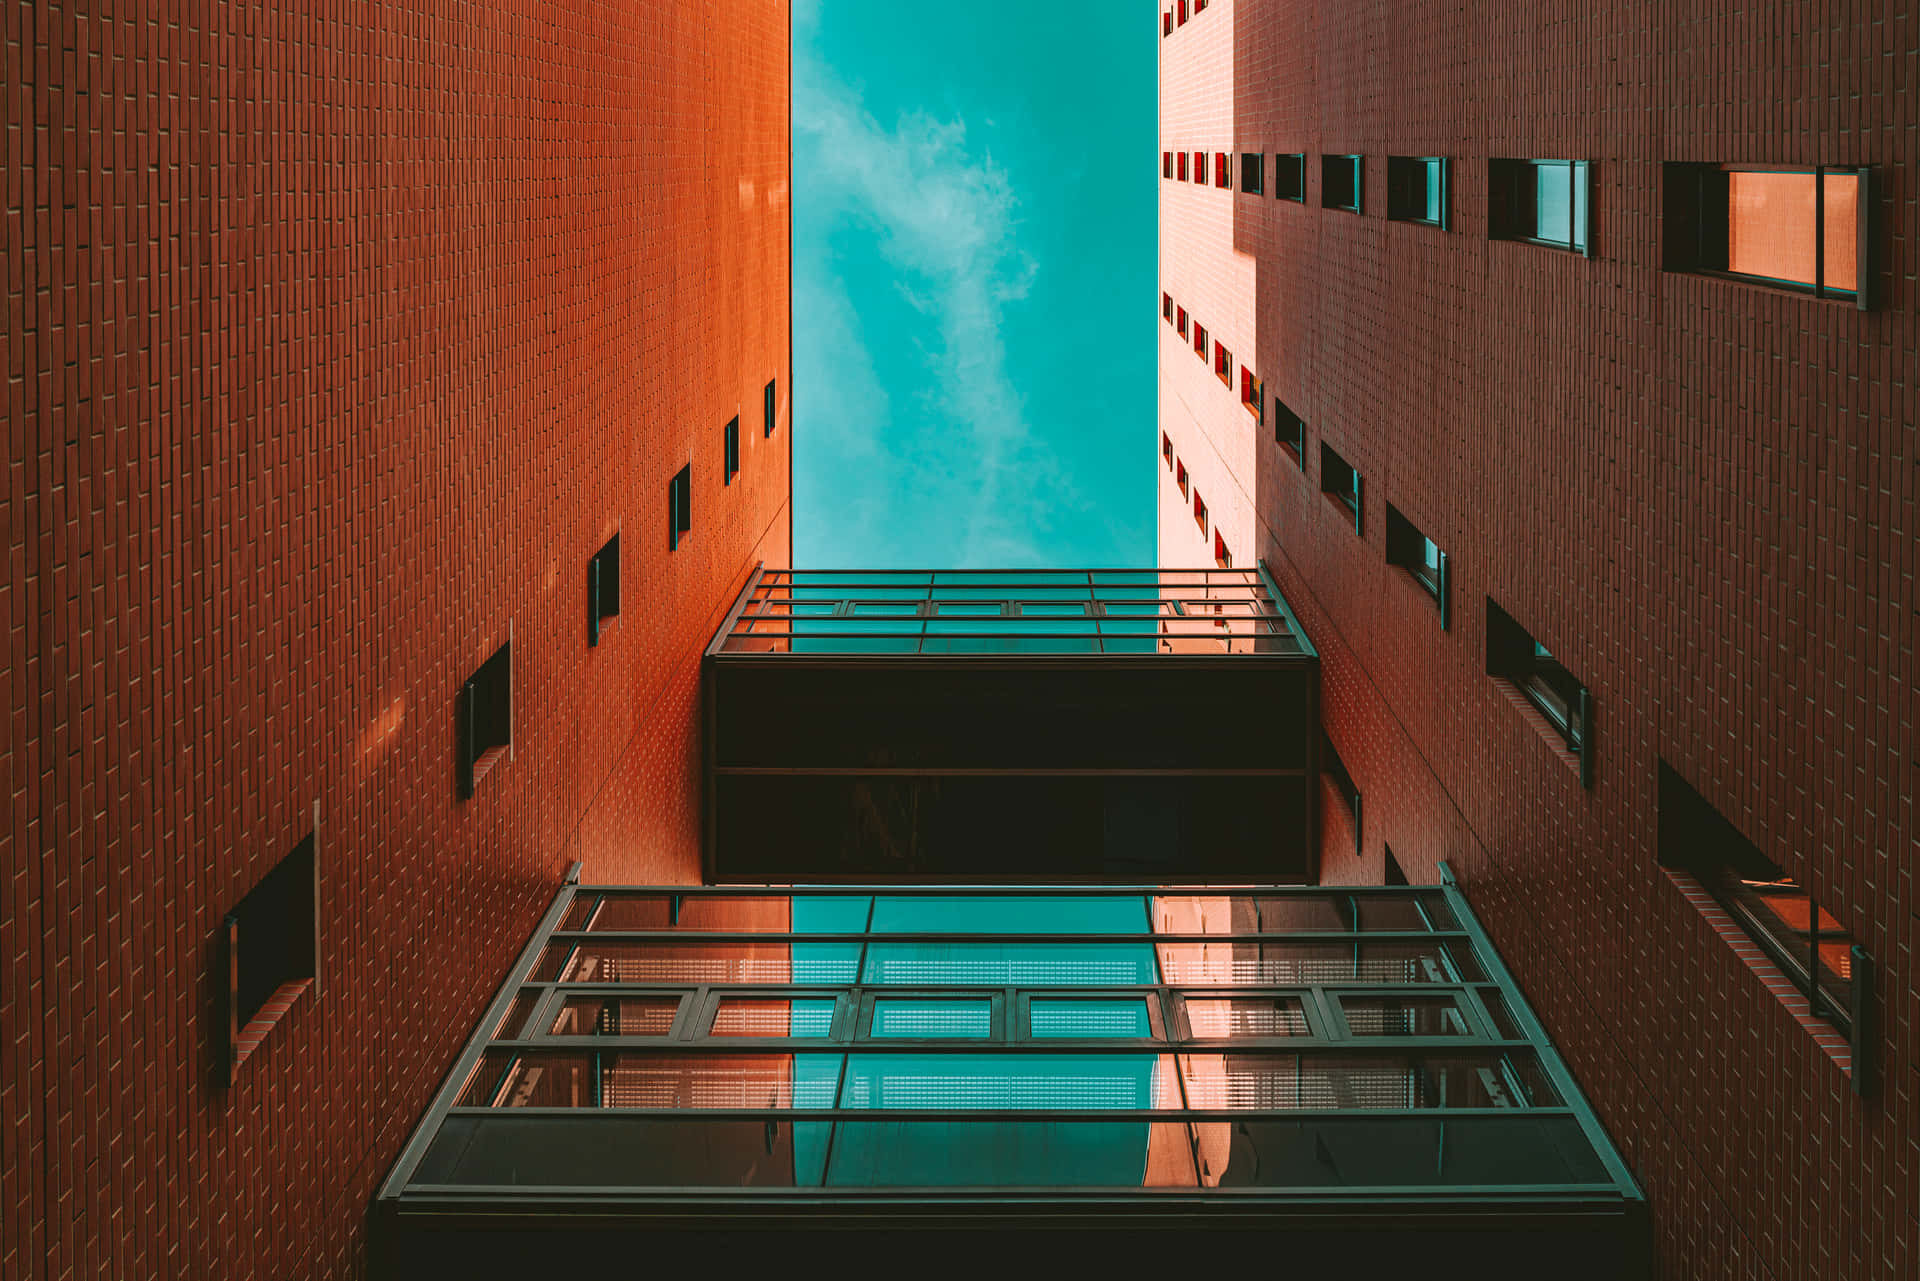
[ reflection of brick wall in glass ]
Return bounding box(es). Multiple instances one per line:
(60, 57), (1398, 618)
(1728, 170), (1857, 290)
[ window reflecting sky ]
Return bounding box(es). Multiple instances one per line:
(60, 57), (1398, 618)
(793, 0), (1156, 568)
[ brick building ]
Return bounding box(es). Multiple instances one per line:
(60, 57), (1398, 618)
(1157, 1), (1914, 1278)
(4, 1), (791, 1276)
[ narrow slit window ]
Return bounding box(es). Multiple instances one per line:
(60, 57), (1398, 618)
(723, 416), (740, 486)
(668, 463), (692, 551)
(1213, 340), (1232, 384)
(1215, 152), (1231, 189)
(1322, 154), (1362, 212)
(225, 830), (319, 1082)
(1486, 598), (1591, 783)
(1194, 151), (1207, 185)
(1663, 163), (1870, 305)
(1192, 489), (1208, 534)
(764, 379), (778, 437)
(1175, 459), (1189, 499)
(1162, 432), (1174, 468)
(1274, 153), (1306, 202)
(459, 640), (512, 799)
(1163, 292), (1174, 322)
(1319, 442), (1363, 534)
(588, 532), (621, 647)
(1489, 159), (1591, 255)
(1322, 730), (1361, 857)
(1385, 503), (1449, 628)
(1163, 10), (1173, 36)
(1387, 156), (1449, 227)
(1193, 322), (1208, 358)
(1178, 151), (1188, 182)
(1176, 306), (1188, 338)
(1214, 530), (1232, 569)
(1163, 150), (1173, 178)
(1240, 368), (1263, 421)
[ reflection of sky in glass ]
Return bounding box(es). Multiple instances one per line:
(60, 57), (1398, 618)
(1535, 163), (1572, 243)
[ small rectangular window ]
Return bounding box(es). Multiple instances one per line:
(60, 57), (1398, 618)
(1175, 459), (1189, 499)
(1273, 397), (1305, 464)
(1163, 10), (1173, 36)
(1385, 502), (1449, 628)
(1162, 432), (1174, 467)
(1163, 150), (1173, 178)
(1322, 154), (1362, 212)
(668, 463), (692, 551)
(1240, 368), (1263, 421)
(1194, 0), (1207, 11)
(1387, 156), (1449, 227)
(588, 532), (621, 647)
(1163, 292), (1173, 322)
(1658, 762), (1866, 1048)
(1321, 729), (1361, 857)
(723, 416), (740, 485)
(225, 829), (319, 1082)
(1663, 163), (1870, 306)
(1192, 489), (1207, 534)
(1177, 151), (1188, 182)
(1213, 530), (1232, 569)
(1486, 599), (1590, 783)
(1240, 153), (1264, 195)
(1194, 151), (1207, 185)
(1274, 154), (1306, 202)
(1214, 152), (1231, 189)
(1319, 442), (1362, 534)
(1176, 306), (1188, 337)
(1490, 159), (1591, 255)
(1177, 0), (1187, 24)
(1193, 322), (1208, 357)
(459, 640), (512, 799)
(1213, 340), (1232, 384)
(1384, 845), (1409, 887)
(764, 378), (778, 437)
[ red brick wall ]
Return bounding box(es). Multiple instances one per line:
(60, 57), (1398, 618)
(4, 1), (791, 1276)
(1161, 1), (1915, 1277)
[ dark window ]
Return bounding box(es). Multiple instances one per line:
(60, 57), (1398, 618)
(1193, 322), (1208, 357)
(1213, 340), (1232, 384)
(588, 532), (621, 647)
(1163, 150), (1173, 178)
(1489, 159), (1591, 254)
(1163, 292), (1173, 322)
(1663, 163), (1871, 306)
(1319, 442), (1362, 534)
(1215, 152), (1231, 189)
(459, 640), (512, 799)
(1322, 730), (1361, 857)
(1273, 398), (1305, 464)
(1485, 599), (1590, 782)
(1274, 154), (1306, 202)
(724, 416), (740, 485)
(668, 463), (692, 551)
(224, 830), (318, 1082)
(1162, 432), (1174, 467)
(1658, 762), (1867, 1050)
(1322, 155), (1362, 212)
(1385, 502), (1449, 628)
(765, 379), (778, 436)
(1383, 845), (1409, 886)
(1241, 153), (1264, 195)
(1240, 368), (1263, 422)
(1387, 156), (1449, 227)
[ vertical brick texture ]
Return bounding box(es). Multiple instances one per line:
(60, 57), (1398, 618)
(4, 2), (792, 1277)
(1160, 1), (1915, 1278)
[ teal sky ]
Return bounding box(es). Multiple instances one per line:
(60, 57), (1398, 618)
(793, 0), (1157, 568)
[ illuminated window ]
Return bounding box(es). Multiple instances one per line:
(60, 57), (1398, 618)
(1193, 322), (1207, 357)
(1163, 150), (1172, 178)
(1385, 503), (1448, 628)
(1163, 10), (1172, 36)
(1214, 152), (1231, 189)
(1663, 163), (1871, 305)
(1489, 159), (1591, 254)
(1178, 151), (1188, 182)
(1485, 599), (1589, 784)
(1213, 340), (1232, 384)
(1657, 762), (1867, 1046)
(1387, 156), (1449, 228)
(1319, 442), (1362, 534)
(1322, 155), (1362, 212)
(1274, 153), (1306, 202)
(1177, 0), (1187, 24)
(1175, 306), (1187, 337)
(1194, 151), (1207, 185)
(1241, 153), (1264, 195)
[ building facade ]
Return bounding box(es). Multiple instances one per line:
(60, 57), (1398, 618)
(1157, 2), (1914, 1278)
(4, 1), (791, 1276)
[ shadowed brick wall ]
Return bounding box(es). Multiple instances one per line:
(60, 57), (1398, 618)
(1161, 1), (1914, 1277)
(4, 1), (791, 1276)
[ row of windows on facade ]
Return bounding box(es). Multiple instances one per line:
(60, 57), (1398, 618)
(1160, 0), (1208, 37)
(214, 378), (781, 1084)
(1161, 151), (1875, 303)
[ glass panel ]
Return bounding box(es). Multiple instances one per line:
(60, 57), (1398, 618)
(1029, 999), (1153, 1039)
(1477, 992), (1525, 1041)
(870, 999), (993, 1039)
(1179, 1053), (1546, 1109)
(494, 991), (541, 1039)
(826, 1122), (1198, 1187)
(1822, 172), (1860, 292)
(1727, 169), (1819, 287)
(1156, 941), (1460, 985)
(1339, 995), (1471, 1037)
(870, 894), (1150, 935)
(577, 894), (792, 932)
(552, 996), (680, 1037)
(418, 1117), (833, 1188)
(838, 1053), (1180, 1110)
(863, 942), (1159, 987)
(1183, 996), (1310, 1039)
(1191, 1115), (1608, 1188)
(711, 998), (836, 1038)
(1424, 159), (1442, 222)
(584, 1053), (842, 1109)
(556, 943), (855, 985)
(1352, 897), (1432, 932)
(1535, 161), (1573, 243)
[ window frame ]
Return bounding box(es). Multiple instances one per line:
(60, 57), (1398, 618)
(1240, 152), (1264, 195)
(1177, 151), (1188, 182)
(1485, 599), (1591, 784)
(1175, 458), (1189, 499)
(588, 532), (621, 647)
(1162, 150), (1173, 179)
(764, 379), (778, 437)
(1662, 162), (1872, 308)
(1176, 306), (1188, 338)
(1321, 729), (1362, 859)
(1162, 292), (1174, 322)
(723, 416), (740, 486)
(1214, 152), (1232, 190)
(1321, 154), (1363, 213)
(1162, 432), (1174, 468)
(1318, 442), (1363, 535)
(1192, 488), (1207, 535)
(1489, 158), (1592, 256)
(459, 639), (513, 799)
(668, 463), (692, 551)
(224, 827), (320, 1083)
(1193, 321), (1208, 358)
(1194, 151), (1207, 185)
(1384, 502), (1449, 629)
(1273, 153), (1306, 203)
(1240, 368), (1263, 422)
(1213, 339), (1233, 385)
(1386, 156), (1450, 228)
(1273, 397), (1305, 466)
